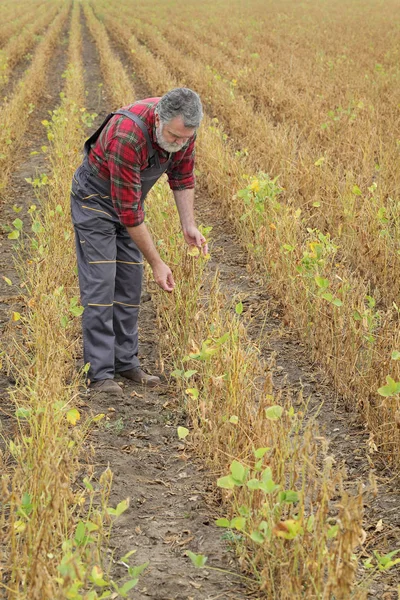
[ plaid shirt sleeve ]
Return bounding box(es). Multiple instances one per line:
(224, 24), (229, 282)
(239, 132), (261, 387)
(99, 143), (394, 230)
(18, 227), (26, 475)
(105, 122), (146, 228)
(167, 134), (196, 191)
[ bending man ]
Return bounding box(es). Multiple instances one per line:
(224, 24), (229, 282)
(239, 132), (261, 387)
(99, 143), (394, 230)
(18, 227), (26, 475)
(70, 88), (206, 395)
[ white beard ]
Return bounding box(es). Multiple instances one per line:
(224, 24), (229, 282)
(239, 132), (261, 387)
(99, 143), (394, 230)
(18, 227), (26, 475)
(155, 123), (186, 153)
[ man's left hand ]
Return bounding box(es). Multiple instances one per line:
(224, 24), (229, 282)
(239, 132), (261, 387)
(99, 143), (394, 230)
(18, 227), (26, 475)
(183, 225), (209, 256)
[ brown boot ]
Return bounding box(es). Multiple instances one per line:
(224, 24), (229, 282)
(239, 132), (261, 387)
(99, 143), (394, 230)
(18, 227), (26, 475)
(89, 379), (123, 396)
(118, 367), (160, 387)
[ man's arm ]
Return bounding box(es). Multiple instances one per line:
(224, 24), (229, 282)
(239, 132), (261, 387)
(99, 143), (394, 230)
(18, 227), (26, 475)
(126, 222), (175, 292)
(173, 188), (208, 255)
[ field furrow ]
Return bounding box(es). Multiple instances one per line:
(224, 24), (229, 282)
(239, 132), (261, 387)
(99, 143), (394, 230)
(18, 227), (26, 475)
(0, 1), (47, 48)
(0, 2), (63, 95)
(0, 4), (69, 194)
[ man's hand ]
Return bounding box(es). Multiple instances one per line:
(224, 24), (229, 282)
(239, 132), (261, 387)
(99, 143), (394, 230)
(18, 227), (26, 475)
(183, 225), (209, 256)
(152, 259), (175, 292)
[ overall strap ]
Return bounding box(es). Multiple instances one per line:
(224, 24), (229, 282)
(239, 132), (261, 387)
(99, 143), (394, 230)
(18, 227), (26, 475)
(84, 112), (114, 155)
(114, 109), (157, 160)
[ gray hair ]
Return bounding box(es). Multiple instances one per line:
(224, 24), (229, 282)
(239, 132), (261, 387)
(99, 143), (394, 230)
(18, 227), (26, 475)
(156, 88), (203, 128)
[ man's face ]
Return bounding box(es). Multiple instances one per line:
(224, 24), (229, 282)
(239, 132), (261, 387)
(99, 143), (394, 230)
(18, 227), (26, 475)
(155, 114), (195, 153)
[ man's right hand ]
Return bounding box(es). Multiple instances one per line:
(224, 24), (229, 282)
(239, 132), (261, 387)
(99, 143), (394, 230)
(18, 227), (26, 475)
(152, 260), (175, 292)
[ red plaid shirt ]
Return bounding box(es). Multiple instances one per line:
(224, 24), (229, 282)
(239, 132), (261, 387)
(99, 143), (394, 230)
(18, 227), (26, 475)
(87, 98), (196, 227)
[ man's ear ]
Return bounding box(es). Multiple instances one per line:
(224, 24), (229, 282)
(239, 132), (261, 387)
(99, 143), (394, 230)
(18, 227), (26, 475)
(155, 113), (160, 127)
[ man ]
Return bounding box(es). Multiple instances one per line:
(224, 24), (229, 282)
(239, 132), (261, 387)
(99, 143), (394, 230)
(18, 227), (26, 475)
(71, 88), (207, 395)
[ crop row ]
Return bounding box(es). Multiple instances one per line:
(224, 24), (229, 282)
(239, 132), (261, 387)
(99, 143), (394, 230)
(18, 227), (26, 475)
(0, 0), (46, 49)
(82, 3), (379, 597)
(0, 1), (62, 94)
(0, 1), (67, 193)
(2, 3), (138, 596)
(100, 0), (400, 315)
(91, 0), (400, 469)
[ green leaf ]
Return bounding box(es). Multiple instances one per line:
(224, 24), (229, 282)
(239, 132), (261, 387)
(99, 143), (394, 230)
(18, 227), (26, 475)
(259, 479), (280, 494)
(184, 369), (197, 378)
(215, 518), (230, 527)
(315, 276), (329, 289)
(265, 405), (283, 420)
(235, 301), (243, 315)
(74, 521), (86, 545)
(217, 475), (236, 489)
(90, 565), (108, 586)
(254, 447), (270, 459)
(120, 549), (137, 562)
(8, 230), (20, 239)
(279, 490), (299, 503)
(118, 579), (139, 595)
(282, 244), (295, 252)
(321, 291), (333, 302)
(12, 218), (23, 230)
(327, 524), (339, 538)
(230, 460), (247, 484)
(250, 530), (265, 544)
(128, 562), (149, 578)
(352, 185), (362, 196)
(170, 369), (184, 378)
(247, 479), (261, 490)
(177, 426), (189, 439)
(332, 298), (343, 307)
(60, 315), (69, 328)
(391, 351), (400, 360)
(186, 550), (208, 568)
(377, 375), (400, 397)
(261, 467), (273, 482)
(115, 498), (129, 517)
(69, 305), (84, 317)
(2, 276), (12, 286)
(230, 517), (246, 531)
(15, 407), (31, 419)
(66, 408), (80, 425)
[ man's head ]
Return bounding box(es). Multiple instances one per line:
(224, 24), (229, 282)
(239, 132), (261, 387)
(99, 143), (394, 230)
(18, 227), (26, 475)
(155, 88), (203, 153)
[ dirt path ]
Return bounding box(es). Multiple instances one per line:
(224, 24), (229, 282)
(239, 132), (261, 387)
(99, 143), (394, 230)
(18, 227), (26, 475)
(78, 16), (248, 599)
(195, 198), (400, 599)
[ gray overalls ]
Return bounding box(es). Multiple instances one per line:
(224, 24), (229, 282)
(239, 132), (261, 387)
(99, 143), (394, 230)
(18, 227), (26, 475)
(71, 109), (172, 382)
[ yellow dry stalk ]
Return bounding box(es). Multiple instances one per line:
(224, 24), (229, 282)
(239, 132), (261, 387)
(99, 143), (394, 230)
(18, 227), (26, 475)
(0, 2), (62, 92)
(84, 6), (368, 597)
(103, 0), (400, 309)
(0, 2), (69, 193)
(92, 0), (400, 469)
